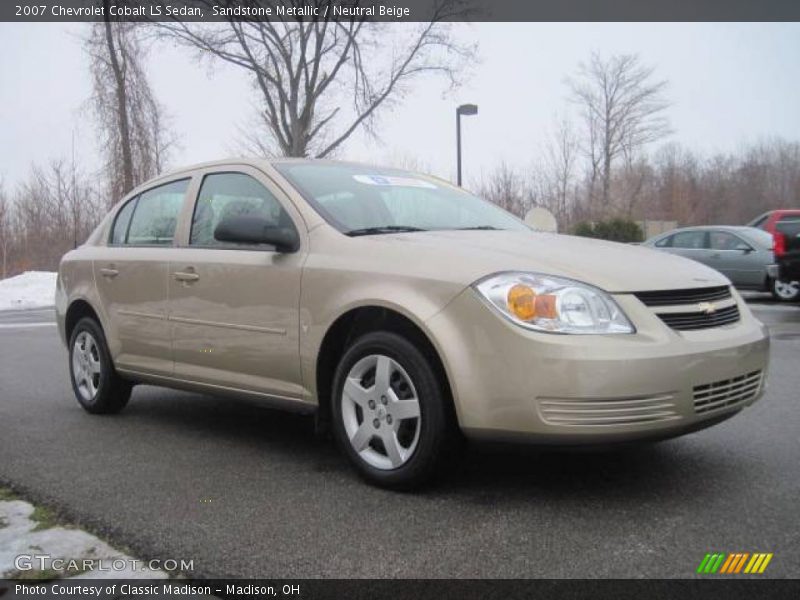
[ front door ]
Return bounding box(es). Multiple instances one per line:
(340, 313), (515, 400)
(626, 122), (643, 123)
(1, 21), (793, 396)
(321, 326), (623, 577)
(94, 179), (189, 376)
(707, 230), (764, 287)
(168, 169), (306, 399)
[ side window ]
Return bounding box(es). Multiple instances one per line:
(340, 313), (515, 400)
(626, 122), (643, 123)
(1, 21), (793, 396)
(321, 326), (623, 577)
(110, 196), (138, 245)
(776, 217), (800, 239)
(710, 231), (749, 251)
(190, 173), (293, 247)
(127, 179), (188, 246)
(671, 231), (707, 249)
(655, 235), (673, 248)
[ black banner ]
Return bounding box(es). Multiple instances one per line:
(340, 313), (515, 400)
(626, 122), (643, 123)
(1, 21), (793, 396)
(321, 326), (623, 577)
(3, 579), (800, 600)
(3, 0), (800, 23)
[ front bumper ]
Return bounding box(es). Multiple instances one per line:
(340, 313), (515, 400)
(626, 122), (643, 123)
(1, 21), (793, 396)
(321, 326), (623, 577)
(425, 288), (770, 444)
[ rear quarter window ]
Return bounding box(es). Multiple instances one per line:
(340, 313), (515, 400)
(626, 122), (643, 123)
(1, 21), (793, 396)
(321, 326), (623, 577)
(110, 197), (138, 245)
(654, 235), (673, 247)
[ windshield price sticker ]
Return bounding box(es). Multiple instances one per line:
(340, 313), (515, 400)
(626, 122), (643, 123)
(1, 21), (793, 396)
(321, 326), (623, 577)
(353, 175), (437, 189)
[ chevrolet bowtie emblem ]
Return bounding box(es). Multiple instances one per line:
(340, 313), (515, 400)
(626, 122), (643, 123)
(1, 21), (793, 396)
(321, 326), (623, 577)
(698, 302), (717, 315)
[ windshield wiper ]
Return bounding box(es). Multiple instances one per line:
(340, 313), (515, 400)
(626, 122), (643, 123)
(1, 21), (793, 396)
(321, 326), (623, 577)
(346, 225), (427, 237)
(454, 225), (502, 230)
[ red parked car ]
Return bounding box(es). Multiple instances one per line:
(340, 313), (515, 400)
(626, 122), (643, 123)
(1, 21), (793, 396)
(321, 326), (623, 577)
(748, 209), (800, 301)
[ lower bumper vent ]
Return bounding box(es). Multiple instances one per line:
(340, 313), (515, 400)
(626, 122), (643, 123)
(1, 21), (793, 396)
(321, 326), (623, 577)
(693, 371), (762, 414)
(538, 394), (679, 427)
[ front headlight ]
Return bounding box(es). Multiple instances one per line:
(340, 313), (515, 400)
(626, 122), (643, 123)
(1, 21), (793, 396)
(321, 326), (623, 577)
(473, 272), (635, 334)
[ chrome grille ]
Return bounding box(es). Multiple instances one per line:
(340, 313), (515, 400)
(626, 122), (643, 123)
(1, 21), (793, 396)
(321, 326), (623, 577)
(633, 285), (740, 331)
(693, 371), (762, 414)
(634, 286), (732, 307)
(657, 305), (740, 331)
(538, 394), (679, 427)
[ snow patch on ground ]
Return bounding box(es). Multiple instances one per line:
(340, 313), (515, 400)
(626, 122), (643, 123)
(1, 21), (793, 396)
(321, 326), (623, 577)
(0, 499), (166, 579)
(0, 272), (57, 311)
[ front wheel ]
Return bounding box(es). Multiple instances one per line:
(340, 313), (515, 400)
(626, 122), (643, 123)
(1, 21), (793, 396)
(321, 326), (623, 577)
(68, 317), (132, 414)
(331, 331), (457, 489)
(771, 278), (800, 302)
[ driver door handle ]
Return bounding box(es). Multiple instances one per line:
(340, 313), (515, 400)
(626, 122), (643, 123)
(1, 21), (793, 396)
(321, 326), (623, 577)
(174, 270), (200, 283)
(99, 266), (119, 278)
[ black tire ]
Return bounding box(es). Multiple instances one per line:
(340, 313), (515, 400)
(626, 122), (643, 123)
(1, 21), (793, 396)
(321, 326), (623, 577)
(331, 331), (459, 490)
(770, 278), (800, 302)
(68, 317), (132, 414)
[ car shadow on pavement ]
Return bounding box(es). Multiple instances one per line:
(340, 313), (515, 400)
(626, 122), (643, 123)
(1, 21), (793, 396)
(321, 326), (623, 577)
(437, 441), (716, 502)
(124, 386), (734, 505)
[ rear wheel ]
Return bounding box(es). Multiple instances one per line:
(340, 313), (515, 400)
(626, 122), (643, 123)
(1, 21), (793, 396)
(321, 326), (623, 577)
(331, 331), (457, 489)
(68, 317), (132, 414)
(771, 278), (800, 302)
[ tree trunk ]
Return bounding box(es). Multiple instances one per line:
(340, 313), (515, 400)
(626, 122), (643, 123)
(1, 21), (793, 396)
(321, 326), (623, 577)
(103, 2), (134, 196)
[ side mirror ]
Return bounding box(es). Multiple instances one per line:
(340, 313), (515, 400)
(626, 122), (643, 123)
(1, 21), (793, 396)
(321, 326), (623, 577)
(736, 244), (753, 254)
(214, 216), (299, 252)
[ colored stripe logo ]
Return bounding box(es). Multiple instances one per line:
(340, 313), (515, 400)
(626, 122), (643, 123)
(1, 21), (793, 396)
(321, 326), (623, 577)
(697, 552), (773, 574)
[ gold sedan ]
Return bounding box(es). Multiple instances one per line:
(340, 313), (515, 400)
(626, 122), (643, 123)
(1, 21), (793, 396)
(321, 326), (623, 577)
(57, 159), (770, 488)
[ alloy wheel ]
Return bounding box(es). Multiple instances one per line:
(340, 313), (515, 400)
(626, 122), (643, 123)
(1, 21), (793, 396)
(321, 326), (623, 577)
(774, 279), (800, 300)
(72, 331), (101, 403)
(340, 354), (422, 470)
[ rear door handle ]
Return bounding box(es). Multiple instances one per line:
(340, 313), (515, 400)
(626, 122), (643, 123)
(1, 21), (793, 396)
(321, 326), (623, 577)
(99, 266), (119, 278)
(174, 270), (200, 283)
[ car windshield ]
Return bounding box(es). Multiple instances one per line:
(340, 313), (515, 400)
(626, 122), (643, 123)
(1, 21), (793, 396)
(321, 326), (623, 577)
(274, 162), (529, 235)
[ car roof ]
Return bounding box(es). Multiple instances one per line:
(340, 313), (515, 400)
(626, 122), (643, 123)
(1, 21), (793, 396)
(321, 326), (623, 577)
(155, 157), (404, 179)
(657, 225), (761, 234)
(646, 225), (772, 246)
(765, 209), (800, 215)
(119, 157), (394, 202)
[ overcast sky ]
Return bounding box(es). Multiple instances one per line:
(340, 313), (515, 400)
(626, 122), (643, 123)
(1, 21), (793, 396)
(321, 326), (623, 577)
(1, 22), (799, 193)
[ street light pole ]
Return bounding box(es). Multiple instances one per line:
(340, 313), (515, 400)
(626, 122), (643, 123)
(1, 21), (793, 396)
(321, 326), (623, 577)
(456, 103), (478, 187)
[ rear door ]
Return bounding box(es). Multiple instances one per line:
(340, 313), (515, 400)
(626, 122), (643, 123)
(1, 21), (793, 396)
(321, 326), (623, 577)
(94, 179), (190, 376)
(663, 230), (711, 265)
(167, 167), (307, 399)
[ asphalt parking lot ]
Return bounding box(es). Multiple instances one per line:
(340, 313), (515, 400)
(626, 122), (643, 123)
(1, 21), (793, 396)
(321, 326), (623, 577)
(1, 299), (799, 579)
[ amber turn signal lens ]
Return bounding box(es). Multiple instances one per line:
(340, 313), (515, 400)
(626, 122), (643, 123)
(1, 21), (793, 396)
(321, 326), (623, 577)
(534, 294), (558, 319)
(507, 284), (537, 321)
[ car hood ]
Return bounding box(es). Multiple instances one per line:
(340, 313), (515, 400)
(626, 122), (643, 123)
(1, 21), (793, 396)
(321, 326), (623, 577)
(359, 229), (729, 293)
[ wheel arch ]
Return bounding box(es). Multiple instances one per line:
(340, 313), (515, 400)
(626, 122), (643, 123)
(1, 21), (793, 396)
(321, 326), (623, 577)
(314, 305), (457, 432)
(65, 298), (104, 343)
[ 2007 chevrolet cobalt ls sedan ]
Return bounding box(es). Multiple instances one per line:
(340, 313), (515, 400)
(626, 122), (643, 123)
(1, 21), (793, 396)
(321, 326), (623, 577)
(57, 159), (770, 488)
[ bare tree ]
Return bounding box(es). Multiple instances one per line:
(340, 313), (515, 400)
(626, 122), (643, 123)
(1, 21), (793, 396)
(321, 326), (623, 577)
(540, 118), (580, 224)
(569, 52), (671, 214)
(0, 180), (10, 278)
(474, 162), (529, 218)
(9, 161), (103, 274)
(158, 1), (474, 158)
(86, 4), (174, 205)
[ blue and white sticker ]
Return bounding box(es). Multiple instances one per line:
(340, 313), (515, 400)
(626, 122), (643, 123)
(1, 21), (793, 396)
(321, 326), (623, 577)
(353, 174), (437, 189)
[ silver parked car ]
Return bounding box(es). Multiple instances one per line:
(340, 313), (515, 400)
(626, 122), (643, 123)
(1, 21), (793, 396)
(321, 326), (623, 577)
(642, 226), (778, 294)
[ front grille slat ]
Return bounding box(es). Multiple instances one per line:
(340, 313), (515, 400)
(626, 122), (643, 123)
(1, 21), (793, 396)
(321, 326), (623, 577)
(693, 371), (762, 414)
(633, 286), (741, 331)
(658, 305), (740, 331)
(635, 285), (732, 307)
